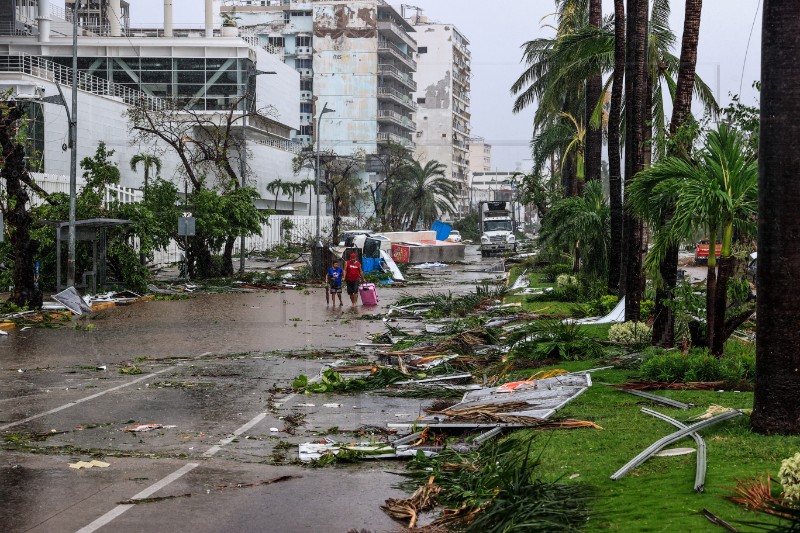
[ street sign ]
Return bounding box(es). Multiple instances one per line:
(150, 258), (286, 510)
(178, 216), (196, 236)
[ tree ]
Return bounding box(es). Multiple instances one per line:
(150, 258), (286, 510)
(539, 180), (609, 278)
(627, 124), (757, 355)
(367, 141), (413, 230)
(751, 0), (800, 435)
(0, 99), (43, 308)
(393, 159), (459, 230)
(651, 0), (705, 347)
(129, 152), (162, 199)
(266, 179), (286, 211)
(607, 0), (625, 294)
(585, 0), (603, 186)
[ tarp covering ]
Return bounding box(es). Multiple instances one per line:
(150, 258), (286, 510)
(431, 220), (452, 242)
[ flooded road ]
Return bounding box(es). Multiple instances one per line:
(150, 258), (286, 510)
(0, 245), (506, 532)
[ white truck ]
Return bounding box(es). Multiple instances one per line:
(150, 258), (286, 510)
(479, 201), (516, 257)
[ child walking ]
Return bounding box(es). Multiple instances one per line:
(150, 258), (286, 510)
(325, 260), (344, 306)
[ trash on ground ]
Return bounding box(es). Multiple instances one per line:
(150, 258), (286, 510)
(411, 262), (448, 269)
(655, 447), (696, 457)
(566, 297), (625, 325)
(69, 460), (110, 469)
(382, 475), (440, 529)
(53, 287), (93, 316)
(509, 271), (529, 290)
(122, 423), (176, 433)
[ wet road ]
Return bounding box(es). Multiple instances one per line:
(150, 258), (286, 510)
(0, 246), (505, 533)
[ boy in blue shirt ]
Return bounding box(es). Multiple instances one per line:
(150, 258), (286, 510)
(325, 260), (344, 306)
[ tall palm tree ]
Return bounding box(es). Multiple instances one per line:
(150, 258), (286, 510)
(585, 0), (603, 185)
(652, 0), (705, 347)
(395, 160), (459, 230)
(607, 0), (625, 294)
(293, 179), (315, 216)
(628, 124), (757, 355)
(265, 178), (285, 211)
(752, 0), (800, 435)
(129, 153), (162, 199)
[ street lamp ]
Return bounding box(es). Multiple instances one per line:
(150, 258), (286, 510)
(239, 68), (276, 274)
(315, 102), (335, 245)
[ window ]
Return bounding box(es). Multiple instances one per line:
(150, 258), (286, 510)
(296, 58), (312, 69)
(418, 46), (428, 54)
(299, 125), (312, 136)
(296, 35), (311, 47)
(417, 97), (426, 104)
(300, 102), (312, 113)
(300, 79), (313, 91)
(268, 36), (284, 48)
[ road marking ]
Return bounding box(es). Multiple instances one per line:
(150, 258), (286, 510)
(74, 463), (199, 533)
(0, 367), (174, 431)
(203, 412), (267, 457)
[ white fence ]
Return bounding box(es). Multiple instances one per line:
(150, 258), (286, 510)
(28, 173), (143, 206)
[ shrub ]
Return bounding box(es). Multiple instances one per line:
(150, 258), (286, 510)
(590, 295), (619, 316)
(780, 453), (800, 502)
(639, 349), (756, 385)
(641, 299), (655, 319)
(542, 263), (573, 282)
(609, 321), (652, 349)
(509, 320), (606, 361)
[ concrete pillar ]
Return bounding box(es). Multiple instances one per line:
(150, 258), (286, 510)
(108, 0), (121, 37)
(37, 0), (51, 43)
(205, 0), (213, 37)
(163, 0), (173, 37)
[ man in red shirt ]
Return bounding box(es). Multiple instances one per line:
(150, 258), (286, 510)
(343, 253), (366, 306)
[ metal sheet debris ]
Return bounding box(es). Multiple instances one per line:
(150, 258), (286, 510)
(69, 460), (110, 469)
(567, 297), (625, 325)
(642, 407), (707, 492)
(610, 386), (692, 409)
(53, 287), (93, 316)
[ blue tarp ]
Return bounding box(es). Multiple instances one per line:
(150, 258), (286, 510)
(363, 257), (381, 273)
(431, 220), (452, 241)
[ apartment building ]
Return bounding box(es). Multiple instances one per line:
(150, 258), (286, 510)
(468, 135), (492, 174)
(228, 0), (417, 160)
(0, 0), (313, 214)
(407, 15), (471, 216)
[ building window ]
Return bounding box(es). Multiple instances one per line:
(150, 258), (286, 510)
(299, 125), (312, 136)
(418, 46), (427, 54)
(300, 102), (312, 113)
(417, 97), (426, 104)
(268, 36), (284, 48)
(296, 35), (311, 47)
(300, 79), (313, 91)
(296, 58), (312, 69)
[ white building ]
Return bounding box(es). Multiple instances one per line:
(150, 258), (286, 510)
(407, 15), (471, 216)
(0, 0), (315, 214)
(468, 135), (491, 174)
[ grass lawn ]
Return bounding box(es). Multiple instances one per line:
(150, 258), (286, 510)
(504, 361), (799, 532)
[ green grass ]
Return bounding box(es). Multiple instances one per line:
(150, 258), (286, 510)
(508, 362), (800, 532)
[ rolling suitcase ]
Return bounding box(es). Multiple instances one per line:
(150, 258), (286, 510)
(359, 283), (379, 306)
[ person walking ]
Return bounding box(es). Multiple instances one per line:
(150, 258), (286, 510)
(343, 253), (366, 306)
(325, 260), (344, 306)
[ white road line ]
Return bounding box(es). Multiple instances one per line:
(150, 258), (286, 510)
(202, 412), (267, 457)
(74, 463), (199, 533)
(0, 367), (174, 431)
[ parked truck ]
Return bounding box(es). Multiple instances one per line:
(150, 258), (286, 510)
(479, 201), (516, 257)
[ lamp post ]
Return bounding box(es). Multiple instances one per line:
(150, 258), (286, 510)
(67, 0), (78, 288)
(315, 102), (335, 245)
(239, 68), (275, 274)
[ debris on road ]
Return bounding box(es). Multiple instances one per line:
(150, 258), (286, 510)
(69, 460), (110, 469)
(122, 423), (176, 433)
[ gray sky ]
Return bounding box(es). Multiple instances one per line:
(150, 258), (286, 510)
(128, 0), (763, 171)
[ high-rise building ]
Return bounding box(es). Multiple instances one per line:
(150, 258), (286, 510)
(407, 14), (471, 217)
(228, 0), (417, 160)
(468, 136), (492, 174)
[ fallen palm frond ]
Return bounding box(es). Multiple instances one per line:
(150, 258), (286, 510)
(384, 386), (468, 400)
(725, 473), (797, 519)
(687, 404), (736, 421)
(382, 476), (442, 528)
(614, 380), (725, 391)
(390, 329), (494, 358)
(430, 401), (602, 429)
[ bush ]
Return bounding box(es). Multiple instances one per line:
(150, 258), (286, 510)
(780, 453), (800, 502)
(542, 263), (573, 282)
(608, 321), (652, 349)
(639, 348), (756, 385)
(510, 320), (606, 361)
(641, 299), (655, 319)
(590, 295), (619, 316)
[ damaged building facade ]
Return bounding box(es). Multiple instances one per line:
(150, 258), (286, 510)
(0, 0), (317, 214)
(408, 15), (471, 218)
(226, 1), (417, 210)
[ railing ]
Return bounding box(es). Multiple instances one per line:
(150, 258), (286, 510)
(378, 132), (415, 150)
(377, 40), (417, 70)
(0, 54), (162, 111)
(251, 137), (305, 154)
(28, 173), (142, 207)
(377, 109), (414, 130)
(378, 64), (417, 91)
(377, 86), (417, 110)
(239, 29), (285, 58)
(0, 22), (32, 36)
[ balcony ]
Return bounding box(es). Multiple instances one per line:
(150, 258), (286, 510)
(378, 132), (415, 151)
(378, 86), (417, 111)
(378, 109), (415, 131)
(378, 40), (417, 71)
(377, 20), (416, 49)
(378, 64), (417, 91)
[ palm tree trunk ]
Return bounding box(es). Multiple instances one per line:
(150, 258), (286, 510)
(705, 228), (718, 350)
(622, 0), (650, 321)
(585, 0), (603, 187)
(607, 0), (625, 295)
(653, 0), (704, 347)
(752, 0), (800, 434)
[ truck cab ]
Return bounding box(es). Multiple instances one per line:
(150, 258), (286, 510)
(479, 201), (516, 257)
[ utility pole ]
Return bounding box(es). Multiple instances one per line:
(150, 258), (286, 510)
(67, 0), (79, 288)
(315, 102), (334, 245)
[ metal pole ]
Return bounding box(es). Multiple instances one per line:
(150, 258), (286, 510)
(67, 0), (78, 288)
(239, 69), (248, 274)
(315, 102), (334, 245)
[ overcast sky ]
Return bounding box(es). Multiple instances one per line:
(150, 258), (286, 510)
(127, 0), (763, 170)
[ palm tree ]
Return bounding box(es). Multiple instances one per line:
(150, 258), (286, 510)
(129, 153), (162, 199)
(607, 0), (625, 294)
(394, 160), (459, 230)
(293, 179), (315, 216)
(752, 0), (800, 435)
(265, 178), (285, 211)
(585, 0), (603, 185)
(627, 124), (757, 355)
(539, 180), (609, 278)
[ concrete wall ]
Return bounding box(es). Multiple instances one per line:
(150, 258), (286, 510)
(313, 1), (378, 156)
(254, 46), (300, 131)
